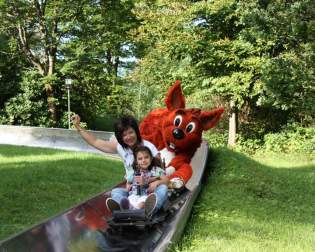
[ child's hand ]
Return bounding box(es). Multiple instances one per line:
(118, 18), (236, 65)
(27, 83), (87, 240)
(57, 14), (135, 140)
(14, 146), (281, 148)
(134, 175), (144, 185)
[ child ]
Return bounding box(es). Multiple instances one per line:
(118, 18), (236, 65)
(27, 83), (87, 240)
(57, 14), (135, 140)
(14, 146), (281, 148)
(122, 146), (169, 215)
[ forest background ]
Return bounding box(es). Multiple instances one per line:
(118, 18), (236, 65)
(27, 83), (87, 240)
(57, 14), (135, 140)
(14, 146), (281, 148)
(0, 0), (314, 154)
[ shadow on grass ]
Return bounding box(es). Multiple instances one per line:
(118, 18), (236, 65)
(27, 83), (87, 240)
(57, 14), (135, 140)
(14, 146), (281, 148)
(0, 157), (124, 240)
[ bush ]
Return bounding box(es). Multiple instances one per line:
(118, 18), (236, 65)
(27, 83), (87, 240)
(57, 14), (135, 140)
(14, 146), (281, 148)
(236, 123), (315, 154)
(0, 70), (52, 126)
(263, 124), (315, 154)
(203, 131), (228, 148)
(90, 114), (120, 131)
(204, 122), (314, 155)
(235, 136), (264, 154)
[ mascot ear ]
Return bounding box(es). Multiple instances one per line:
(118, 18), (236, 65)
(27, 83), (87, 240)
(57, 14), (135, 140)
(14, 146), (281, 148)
(200, 108), (224, 131)
(165, 80), (185, 110)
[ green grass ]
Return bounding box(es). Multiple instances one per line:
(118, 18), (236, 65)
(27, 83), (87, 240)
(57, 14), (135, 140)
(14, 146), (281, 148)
(0, 144), (124, 240)
(172, 148), (315, 252)
(1, 145), (315, 251)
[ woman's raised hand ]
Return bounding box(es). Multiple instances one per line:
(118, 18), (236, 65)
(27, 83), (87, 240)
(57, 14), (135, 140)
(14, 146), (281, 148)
(71, 114), (81, 128)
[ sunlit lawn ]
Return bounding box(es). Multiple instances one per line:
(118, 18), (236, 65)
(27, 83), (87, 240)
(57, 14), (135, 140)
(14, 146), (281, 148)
(0, 144), (124, 240)
(173, 148), (315, 252)
(1, 144), (315, 251)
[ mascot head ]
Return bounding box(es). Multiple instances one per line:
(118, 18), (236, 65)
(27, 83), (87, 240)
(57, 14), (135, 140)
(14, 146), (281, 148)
(162, 80), (224, 154)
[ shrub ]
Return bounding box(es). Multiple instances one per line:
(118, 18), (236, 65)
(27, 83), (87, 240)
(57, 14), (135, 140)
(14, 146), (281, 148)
(0, 70), (52, 127)
(90, 114), (119, 131)
(236, 123), (315, 154)
(203, 131), (229, 148)
(235, 136), (264, 154)
(263, 124), (315, 154)
(207, 123), (315, 155)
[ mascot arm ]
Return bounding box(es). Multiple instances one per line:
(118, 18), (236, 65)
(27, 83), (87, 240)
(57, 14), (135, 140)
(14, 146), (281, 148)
(168, 163), (192, 184)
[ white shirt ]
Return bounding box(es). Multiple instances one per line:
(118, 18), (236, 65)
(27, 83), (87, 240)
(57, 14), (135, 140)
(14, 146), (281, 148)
(116, 140), (158, 176)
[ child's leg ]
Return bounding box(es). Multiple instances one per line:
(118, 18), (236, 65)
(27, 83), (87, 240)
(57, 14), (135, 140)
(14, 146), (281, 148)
(154, 184), (168, 211)
(111, 187), (129, 205)
(120, 197), (130, 210)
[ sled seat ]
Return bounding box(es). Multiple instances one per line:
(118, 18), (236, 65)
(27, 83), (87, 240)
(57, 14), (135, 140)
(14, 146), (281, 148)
(107, 187), (189, 230)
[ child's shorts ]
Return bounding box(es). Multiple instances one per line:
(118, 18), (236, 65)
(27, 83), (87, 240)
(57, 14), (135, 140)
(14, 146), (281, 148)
(128, 194), (148, 209)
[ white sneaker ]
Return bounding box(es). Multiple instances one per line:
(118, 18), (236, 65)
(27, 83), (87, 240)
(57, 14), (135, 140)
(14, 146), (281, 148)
(106, 198), (120, 212)
(145, 193), (157, 216)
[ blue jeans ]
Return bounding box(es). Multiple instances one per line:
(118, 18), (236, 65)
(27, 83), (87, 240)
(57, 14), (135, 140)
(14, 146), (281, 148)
(111, 184), (168, 212)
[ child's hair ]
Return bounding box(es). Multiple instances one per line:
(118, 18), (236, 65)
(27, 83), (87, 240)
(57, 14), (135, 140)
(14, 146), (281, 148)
(132, 146), (161, 171)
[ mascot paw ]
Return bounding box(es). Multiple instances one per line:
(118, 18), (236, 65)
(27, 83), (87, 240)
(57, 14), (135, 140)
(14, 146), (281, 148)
(169, 178), (184, 189)
(165, 166), (176, 176)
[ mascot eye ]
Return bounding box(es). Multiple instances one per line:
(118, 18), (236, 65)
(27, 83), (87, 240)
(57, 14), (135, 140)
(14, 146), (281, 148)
(186, 122), (196, 133)
(174, 115), (182, 127)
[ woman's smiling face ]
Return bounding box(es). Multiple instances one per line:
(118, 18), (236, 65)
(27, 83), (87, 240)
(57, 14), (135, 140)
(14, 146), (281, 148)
(122, 127), (138, 148)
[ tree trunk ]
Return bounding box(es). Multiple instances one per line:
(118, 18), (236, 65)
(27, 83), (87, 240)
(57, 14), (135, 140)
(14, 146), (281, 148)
(44, 82), (57, 123)
(228, 100), (237, 147)
(46, 50), (57, 123)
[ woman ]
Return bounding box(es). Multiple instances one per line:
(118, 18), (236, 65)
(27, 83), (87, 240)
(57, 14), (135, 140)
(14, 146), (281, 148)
(71, 114), (168, 215)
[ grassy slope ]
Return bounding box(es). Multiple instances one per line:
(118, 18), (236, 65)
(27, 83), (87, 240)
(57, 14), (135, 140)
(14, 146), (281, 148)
(1, 145), (314, 251)
(0, 145), (124, 240)
(174, 148), (315, 252)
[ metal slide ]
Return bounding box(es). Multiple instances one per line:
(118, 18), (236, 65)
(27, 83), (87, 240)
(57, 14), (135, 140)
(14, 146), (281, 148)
(0, 140), (209, 252)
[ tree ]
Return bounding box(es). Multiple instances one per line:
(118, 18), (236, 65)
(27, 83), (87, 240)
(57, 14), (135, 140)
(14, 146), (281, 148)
(60, 0), (140, 122)
(0, 0), (90, 123)
(0, 33), (25, 108)
(0, 0), (141, 127)
(129, 0), (315, 145)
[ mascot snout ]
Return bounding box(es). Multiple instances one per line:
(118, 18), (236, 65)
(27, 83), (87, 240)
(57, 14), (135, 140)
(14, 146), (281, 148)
(172, 128), (184, 140)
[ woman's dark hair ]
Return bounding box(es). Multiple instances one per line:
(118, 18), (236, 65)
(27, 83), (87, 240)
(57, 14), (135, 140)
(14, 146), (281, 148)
(132, 146), (161, 171)
(114, 115), (142, 149)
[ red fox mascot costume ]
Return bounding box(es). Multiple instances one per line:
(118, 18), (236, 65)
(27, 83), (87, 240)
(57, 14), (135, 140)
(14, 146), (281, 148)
(140, 80), (224, 188)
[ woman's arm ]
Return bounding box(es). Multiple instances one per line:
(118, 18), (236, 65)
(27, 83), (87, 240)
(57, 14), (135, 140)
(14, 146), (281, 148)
(147, 177), (159, 183)
(158, 174), (169, 186)
(72, 114), (118, 154)
(147, 174), (169, 193)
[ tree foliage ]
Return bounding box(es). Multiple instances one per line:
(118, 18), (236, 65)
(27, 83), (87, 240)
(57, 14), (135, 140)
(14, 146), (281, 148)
(0, 0), (314, 138)
(129, 0), (315, 135)
(0, 0), (140, 127)
(0, 33), (25, 109)
(0, 0), (90, 122)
